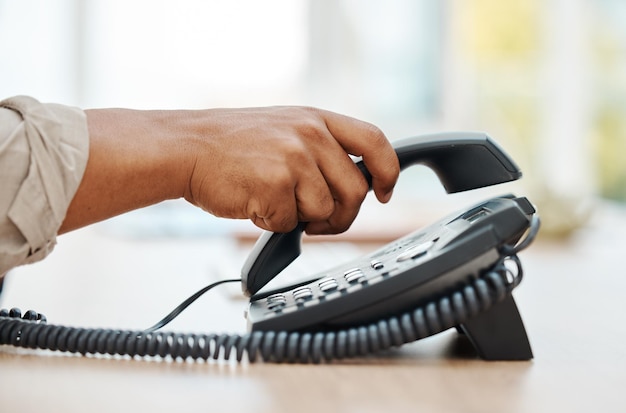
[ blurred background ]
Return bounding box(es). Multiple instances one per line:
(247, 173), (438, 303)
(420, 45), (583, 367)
(1, 0), (625, 240)
(3, 4), (626, 403)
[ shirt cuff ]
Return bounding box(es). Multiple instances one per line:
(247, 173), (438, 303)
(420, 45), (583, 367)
(0, 96), (89, 274)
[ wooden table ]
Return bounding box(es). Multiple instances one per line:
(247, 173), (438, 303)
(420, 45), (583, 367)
(1, 201), (625, 413)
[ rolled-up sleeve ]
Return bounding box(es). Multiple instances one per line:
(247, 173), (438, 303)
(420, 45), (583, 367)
(0, 96), (89, 275)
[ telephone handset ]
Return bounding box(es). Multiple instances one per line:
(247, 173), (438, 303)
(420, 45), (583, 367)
(0, 132), (539, 363)
(242, 132), (523, 297)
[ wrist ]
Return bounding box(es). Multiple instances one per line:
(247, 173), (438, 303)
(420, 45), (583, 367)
(143, 109), (199, 200)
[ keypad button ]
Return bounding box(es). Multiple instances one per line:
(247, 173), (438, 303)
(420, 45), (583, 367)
(293, 287), (314, 302)
(267, 301), (286, 311)
(370, 260), (384, 270)
(319, 278), (339, 293)
(396, 241), (434, 262)
(265, 294), (286, 311)
(344, 269), (365, 284)
(266, 293), (286, 303)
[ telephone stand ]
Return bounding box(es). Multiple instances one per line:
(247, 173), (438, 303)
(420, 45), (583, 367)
(457, 295), (533, 360)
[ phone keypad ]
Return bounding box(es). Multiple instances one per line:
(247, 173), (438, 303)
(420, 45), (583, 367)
(248, 196), (534, 332)
(259, 237), (437, 315)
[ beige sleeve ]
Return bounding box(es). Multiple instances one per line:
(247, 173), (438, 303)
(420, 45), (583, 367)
(0, 96), (89, 275)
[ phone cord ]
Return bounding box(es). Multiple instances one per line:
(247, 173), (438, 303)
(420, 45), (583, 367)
(0, 253), (524, 363)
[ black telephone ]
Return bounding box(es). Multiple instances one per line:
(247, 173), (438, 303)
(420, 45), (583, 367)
(0, 132), (539, 363)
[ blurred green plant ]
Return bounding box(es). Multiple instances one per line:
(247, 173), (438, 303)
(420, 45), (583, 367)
(593, 102), (626, 201)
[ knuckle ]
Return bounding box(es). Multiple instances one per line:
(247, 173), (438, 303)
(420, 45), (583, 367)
(270, 211), (298, 233)
(327, 216), (355, 234)
(297, 196), (334, 222)
(262, 161), (296, 190)
(272, 170), (295, 191)
(309, 196), (335, 221)
(276, 138), (310, 165)
(360, 121), (386, 145)
(248, 199), (298, 233)
(344, 178), (368, 205)
(319, 196), (335, 219)
(291, 109), (328, 140)
(299, 122), (327, 143)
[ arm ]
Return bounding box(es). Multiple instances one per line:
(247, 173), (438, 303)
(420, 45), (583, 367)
(61, 106), (400, 235)
(1, 98), (398, 276)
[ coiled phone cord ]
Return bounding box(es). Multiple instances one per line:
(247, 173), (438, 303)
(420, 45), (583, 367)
(0, 216), (538, 363)
(0, 256), (521, 363)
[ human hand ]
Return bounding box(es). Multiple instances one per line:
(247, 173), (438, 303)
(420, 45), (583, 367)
(62, 106), (399, 235)
(182, 106), (399, 234)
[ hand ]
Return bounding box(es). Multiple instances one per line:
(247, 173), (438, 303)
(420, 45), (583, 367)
(182, 106), (399, 234)
(61, 106), (399, 235)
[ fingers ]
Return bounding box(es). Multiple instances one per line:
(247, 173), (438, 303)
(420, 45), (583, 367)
(271, 109), (398, 235)
(246, 196), (298, 233)
(303, 134), (370, 235)
(294, 173), (335, 223)
(185, 106), (398, 236)
(291, 150), (336, 224)
(283, 109), (397, 235)
(244, 146), (335, 233)
(299, 109), (399, 235)
(318, 110), (400, 204)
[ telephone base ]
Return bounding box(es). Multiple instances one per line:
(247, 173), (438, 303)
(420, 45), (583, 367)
(457, 295), (533, 360)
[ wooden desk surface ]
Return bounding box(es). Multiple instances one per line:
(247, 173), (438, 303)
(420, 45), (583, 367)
(2, 202), (626, 413)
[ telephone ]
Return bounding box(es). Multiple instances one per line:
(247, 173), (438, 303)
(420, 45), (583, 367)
(0, 132), (539, 363)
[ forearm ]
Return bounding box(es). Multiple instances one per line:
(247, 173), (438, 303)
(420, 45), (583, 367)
(59, 108), (193, 233)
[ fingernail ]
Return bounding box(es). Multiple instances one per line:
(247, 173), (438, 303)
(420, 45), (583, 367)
(382, 189), (394, 203)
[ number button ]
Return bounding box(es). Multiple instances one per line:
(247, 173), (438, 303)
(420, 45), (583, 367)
(318, 277), (339, 293)
(396, 241), (434, 262)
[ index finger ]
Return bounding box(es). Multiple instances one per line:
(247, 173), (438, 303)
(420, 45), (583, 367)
(318, 110), (399, 203)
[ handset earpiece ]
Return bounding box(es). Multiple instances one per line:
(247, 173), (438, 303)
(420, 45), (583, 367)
(241, 131), (522, 297)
